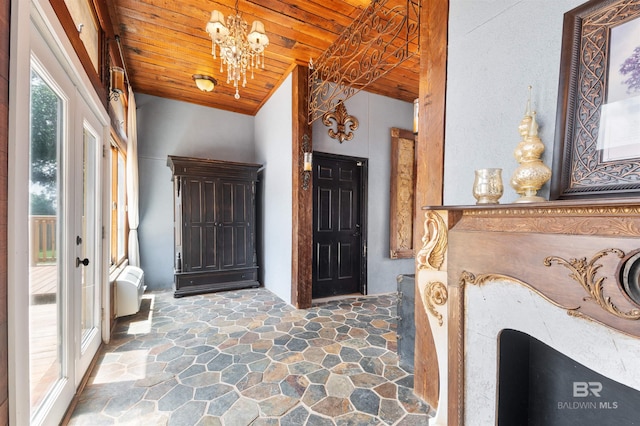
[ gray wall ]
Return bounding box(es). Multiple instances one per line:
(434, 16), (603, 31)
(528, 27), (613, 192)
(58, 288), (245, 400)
(136, 86), (412, 297)
(136, 94), (255, 290)
(255, 75), (293, 304)
(312, 92), (415, 295)
(444, 0), (585, 205)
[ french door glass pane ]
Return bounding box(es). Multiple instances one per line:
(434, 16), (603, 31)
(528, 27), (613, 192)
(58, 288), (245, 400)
(81, 127), (97, 345)
(28, 68), (63, 414)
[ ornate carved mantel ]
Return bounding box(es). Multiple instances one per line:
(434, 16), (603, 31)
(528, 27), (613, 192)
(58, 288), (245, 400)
(415, 199), (640, 426)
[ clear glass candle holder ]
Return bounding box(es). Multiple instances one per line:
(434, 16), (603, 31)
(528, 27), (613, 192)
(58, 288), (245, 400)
(473, 168), (504, 204)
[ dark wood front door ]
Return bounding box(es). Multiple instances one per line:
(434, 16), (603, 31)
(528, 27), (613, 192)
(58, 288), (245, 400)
(313, 153), (367, 299)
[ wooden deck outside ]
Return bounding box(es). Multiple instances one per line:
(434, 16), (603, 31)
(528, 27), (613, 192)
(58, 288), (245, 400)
(29, 264), (59, 410)
(31, 216), (56, 266)
(30, 264), (57, 294)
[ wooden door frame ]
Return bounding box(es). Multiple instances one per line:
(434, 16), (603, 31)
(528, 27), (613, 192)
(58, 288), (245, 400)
(292, 0), (447, 311)
(312, 151), (368, 297)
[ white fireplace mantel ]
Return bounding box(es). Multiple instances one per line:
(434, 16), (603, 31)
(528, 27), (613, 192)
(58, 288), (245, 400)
(415, 199), (640, 426)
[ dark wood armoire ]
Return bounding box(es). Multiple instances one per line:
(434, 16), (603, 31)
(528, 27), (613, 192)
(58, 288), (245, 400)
(167, 155), (261, 297)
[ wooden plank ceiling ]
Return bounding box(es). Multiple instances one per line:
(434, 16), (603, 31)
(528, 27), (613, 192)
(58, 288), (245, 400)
(106, 0), (420, 116)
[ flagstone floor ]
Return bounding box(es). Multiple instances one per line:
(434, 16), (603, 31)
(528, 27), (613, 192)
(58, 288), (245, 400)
(67, 288), (432, 425)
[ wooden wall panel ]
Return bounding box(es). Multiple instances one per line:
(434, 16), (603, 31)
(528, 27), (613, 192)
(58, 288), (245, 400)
(413, 0), (449, 408)
(291, 65), (313, 309)
(413, 288), (439, 404)
(0, 0), (9, 423)
(414, 0), (447, 216)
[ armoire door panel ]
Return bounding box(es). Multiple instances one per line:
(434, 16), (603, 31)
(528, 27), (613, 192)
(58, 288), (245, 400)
(186, 227), (203, 270)
(204, 181), (216, 222)
(219, 181), (253, 269)
(186, 180), (200, 222)
(204, 225), (218, 269)
(220, 182), (234, 223)
(234, 227), (248, 266)
(233, 183), (248, 223)
(220, 226), (234, 268)
(184, 178), (218, 272)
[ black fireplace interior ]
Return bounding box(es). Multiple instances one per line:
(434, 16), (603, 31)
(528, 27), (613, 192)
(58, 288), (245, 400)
(497, 329), (640, 426)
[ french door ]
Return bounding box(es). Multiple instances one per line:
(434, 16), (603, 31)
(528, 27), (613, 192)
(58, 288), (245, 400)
(74, 103), (103, 383)
(9, 5), (105, 424)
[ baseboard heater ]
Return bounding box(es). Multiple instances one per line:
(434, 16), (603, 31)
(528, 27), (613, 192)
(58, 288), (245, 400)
(115, 265), (146, 317)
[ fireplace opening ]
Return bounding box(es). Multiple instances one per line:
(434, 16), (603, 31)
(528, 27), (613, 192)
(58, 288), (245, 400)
(497, 329), (640, 426)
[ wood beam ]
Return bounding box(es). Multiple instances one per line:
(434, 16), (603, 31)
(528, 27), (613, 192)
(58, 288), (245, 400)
(291, 65), (313, 309)
(413, 0), (448, 410)
(415, 0), (447, 212)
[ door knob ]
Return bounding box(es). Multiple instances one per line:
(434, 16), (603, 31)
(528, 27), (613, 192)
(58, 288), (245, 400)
(76, 257), (90, 267)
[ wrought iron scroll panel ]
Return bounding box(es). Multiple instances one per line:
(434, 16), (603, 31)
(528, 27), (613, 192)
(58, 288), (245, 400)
(308, 0), (421, 124)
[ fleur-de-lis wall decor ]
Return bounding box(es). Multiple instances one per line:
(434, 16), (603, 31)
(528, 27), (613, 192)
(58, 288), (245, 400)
(322, 100), (359, 143)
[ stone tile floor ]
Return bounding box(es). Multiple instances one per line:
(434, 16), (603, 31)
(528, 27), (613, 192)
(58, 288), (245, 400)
(67, 288), (432, 425)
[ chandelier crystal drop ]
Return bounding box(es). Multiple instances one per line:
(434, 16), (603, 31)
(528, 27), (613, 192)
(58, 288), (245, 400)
(206, 0), (269, 99)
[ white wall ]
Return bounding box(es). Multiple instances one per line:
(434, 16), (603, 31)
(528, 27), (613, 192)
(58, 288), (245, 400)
(254, 75), (293, 304)
(136, 94), (255, 290)
(444, 0), (585, 205)
(313, 92), (415, 295)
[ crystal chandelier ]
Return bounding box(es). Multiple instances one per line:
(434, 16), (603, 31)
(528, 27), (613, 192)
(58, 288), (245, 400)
(206, 0), (269, 99)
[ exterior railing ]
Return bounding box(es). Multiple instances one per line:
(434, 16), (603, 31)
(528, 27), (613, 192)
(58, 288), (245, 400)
(31, 215), (56, 265)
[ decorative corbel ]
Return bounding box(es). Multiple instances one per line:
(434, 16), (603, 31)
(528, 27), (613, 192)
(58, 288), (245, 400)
(322, 100), (359, 143)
